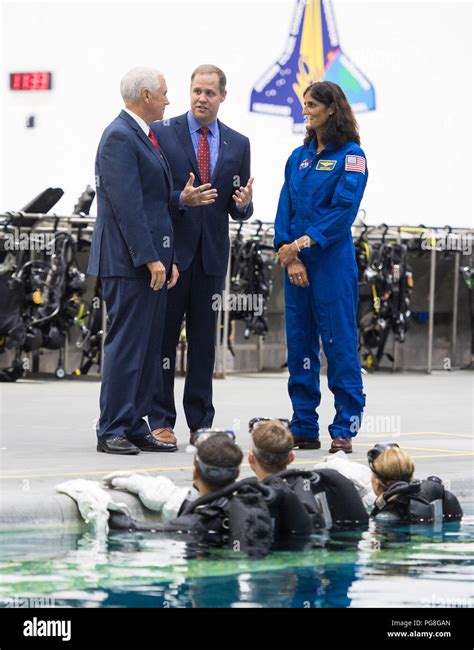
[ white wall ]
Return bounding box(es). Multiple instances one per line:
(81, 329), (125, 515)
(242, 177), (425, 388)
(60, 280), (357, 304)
(1, 0), (472, 227)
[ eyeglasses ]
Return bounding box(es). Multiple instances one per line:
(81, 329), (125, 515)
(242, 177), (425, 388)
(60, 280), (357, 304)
(248, 417), (291, 432)
(193, 429), (236, 446)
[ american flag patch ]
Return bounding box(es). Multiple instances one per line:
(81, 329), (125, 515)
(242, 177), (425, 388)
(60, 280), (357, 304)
(345, 155), (366, 174)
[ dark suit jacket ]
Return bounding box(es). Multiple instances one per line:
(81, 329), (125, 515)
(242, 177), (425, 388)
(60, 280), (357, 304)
(88, 110), (175, 279)
(151, 113), (253, 277)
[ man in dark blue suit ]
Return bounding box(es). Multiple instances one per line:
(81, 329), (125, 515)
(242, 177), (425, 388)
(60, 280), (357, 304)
(88, 67), (216, 454)
(149, 65), (254, 447)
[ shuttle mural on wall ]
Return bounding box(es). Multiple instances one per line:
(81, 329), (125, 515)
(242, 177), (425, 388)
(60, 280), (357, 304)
(250, 0), (376, 132)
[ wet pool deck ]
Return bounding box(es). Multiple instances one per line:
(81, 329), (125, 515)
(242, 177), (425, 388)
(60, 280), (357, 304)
(0, 370), (473, 529)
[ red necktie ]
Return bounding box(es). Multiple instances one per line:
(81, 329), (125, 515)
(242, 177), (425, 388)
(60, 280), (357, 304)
(197, 126), (210, 184)
(148, 129), (161, 153)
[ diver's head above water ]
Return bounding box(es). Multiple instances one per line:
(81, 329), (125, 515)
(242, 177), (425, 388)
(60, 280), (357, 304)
(248, 419), (295, 480)
(367, 443), (415, 496)
(192, 431), (242, 497)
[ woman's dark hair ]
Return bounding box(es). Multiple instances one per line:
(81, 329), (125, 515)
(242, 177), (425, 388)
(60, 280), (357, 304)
(303, 81), (360, 148)
(195, 433), (243, 487)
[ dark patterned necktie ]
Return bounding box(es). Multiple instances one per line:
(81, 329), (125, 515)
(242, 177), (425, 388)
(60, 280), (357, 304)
(197, 126), (210, 184)
(148, 129), (161, 153)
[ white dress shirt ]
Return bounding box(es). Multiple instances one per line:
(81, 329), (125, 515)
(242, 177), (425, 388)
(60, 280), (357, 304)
(123, 108), (149, 136)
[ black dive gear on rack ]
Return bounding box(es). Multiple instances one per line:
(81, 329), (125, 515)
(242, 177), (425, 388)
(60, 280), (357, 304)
(0, 221), (87, 380)
(0, 256), (25, 382)
(72, 185), (96, 216)
(228, 220), (275, 343)
(74, 280), (103, 376)
(356, 225), (414, 370)
(460, 258), (474, 354)
(21, 187), (64, 215)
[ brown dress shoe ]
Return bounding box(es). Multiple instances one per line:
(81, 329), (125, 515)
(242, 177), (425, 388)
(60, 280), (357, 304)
(329, 437), (353, 454)
(151, 427), (177, 446)
(292, 436), (321, 450)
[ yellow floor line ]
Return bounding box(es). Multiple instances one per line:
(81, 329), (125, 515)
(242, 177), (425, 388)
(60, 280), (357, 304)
(357, 432), (473, 439)
(352, 442), (474, 454)
(1, 452), (473, 480)
(310, 453), (474, 465)
(296, 453), (474, 464)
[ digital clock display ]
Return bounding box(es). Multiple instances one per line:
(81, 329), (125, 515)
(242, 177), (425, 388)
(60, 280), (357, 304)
(10, 72), (52, 91)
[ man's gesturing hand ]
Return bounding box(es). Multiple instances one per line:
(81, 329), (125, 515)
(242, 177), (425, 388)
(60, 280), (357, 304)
(167, 264), (179, 289)
(181, 172), (218, 207)
(147, 260), (166, 291)
(232, 176), (254, 210)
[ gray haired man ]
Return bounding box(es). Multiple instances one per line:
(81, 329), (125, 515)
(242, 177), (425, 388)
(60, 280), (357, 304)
(88, 67), (215, 455)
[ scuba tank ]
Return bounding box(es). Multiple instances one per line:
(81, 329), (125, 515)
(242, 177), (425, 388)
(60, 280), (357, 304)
(313, 468), (369, 526)
(262, 472), (318, 535)
(175, 477), (275, 553)
(370, 476), (463, 524)
(264, 468), (369, 529)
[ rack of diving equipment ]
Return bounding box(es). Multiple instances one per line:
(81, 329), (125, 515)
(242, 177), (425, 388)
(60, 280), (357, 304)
(214, 219), (474, 376)
(0, 187), (103, 382)
(0, 191), (473, 381)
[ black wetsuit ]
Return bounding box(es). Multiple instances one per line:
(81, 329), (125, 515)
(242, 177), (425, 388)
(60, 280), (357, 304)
(109, 477), (275, 553)
(370, 476), (463, 523)
(264, 468), (369, 529)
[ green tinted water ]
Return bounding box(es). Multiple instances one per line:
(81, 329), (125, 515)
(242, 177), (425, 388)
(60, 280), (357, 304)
(1, 510), (472, 608)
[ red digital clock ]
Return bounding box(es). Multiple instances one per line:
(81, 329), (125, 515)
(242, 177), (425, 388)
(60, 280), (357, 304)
(9, 72), (52, 91)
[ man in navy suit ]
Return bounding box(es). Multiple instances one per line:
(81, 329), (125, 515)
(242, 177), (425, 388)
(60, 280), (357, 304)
(88, 67), (216, 454)
(149, 64), (254, 448)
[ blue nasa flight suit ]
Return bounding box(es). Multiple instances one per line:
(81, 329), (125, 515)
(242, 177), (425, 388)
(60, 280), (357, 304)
(274, 138), (368, 440)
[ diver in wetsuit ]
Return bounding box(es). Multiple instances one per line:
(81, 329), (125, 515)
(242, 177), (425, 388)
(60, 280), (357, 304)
(248, 419), (368, 528)
(108, 431), (275, 552)
(367, 443), (463, 524)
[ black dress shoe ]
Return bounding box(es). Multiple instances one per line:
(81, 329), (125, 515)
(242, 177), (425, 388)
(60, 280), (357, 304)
(97, 436), (140, 455)
(292, 436), (321, 450)
(129, 433), (178, 452)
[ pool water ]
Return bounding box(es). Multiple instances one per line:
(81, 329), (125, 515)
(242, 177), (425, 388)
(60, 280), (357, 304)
(1, 510), (473, 608)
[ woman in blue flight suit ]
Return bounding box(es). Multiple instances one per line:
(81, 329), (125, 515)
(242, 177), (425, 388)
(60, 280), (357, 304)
(276, 81), (368, 453)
